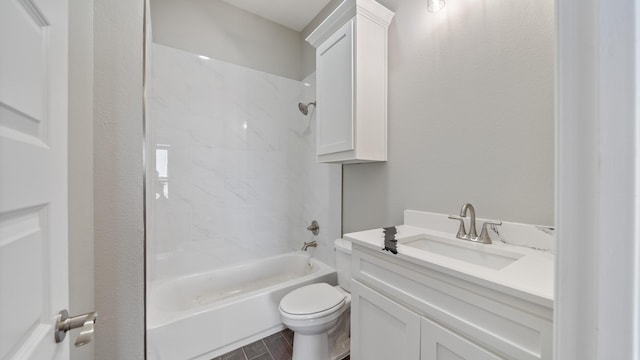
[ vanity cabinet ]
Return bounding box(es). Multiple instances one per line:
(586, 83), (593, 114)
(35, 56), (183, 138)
(421, 317), (504, 360)
(351, 281), (421, 360)
(350, 243), (554, 360)
(306, 0), (393, 163)
(352, 281), (505, 360)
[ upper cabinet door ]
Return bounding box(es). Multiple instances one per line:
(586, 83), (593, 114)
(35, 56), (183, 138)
(306, 0), (394, 164)
(316, 19), (354, 156)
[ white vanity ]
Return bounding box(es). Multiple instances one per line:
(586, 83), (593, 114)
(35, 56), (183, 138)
(345, 210), (554, 360)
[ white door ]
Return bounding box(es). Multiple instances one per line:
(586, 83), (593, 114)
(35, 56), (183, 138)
(0, 0), (70, 359)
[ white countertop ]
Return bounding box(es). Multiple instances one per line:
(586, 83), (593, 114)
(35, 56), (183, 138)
(345, 224), (554, 308)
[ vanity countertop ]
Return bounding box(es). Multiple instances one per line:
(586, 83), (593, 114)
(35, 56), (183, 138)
(345, 224), (554, 308)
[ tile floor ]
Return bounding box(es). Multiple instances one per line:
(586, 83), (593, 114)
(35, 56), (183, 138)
(213, 329), (350, 360)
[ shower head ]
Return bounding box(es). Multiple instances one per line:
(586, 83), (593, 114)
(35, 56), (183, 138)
(298, 101), (316, 115)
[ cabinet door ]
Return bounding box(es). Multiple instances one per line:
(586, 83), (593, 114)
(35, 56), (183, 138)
(421, 318), (505, 360)
(351, 281), (421, 360)
(316, 19), (354, 156)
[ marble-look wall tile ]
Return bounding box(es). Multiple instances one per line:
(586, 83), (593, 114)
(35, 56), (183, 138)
(296, 74), (342, 267)
(147, 44), (341, 279)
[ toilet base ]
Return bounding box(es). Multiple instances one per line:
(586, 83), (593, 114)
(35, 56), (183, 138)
(289, 308), (350, 360)
(292, 332), (330, 360)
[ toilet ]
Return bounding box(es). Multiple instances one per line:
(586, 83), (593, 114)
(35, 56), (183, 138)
(279, 238), (352, 360)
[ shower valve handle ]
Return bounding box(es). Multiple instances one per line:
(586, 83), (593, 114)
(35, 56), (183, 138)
(306, 220), (319, 235)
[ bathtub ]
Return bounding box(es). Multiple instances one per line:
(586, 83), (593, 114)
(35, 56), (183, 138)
(147, 252), (337, 360)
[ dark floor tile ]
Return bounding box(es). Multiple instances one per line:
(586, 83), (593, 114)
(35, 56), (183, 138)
(280, 329), (294, 347)
(221, 348), (246, 360)
(263, 333), (293, 360)
(342, 356), (350, 360)
(243, 340), (269, 359)
(249, 353), (274, 360)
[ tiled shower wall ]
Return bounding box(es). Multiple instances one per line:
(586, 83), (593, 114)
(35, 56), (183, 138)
(147, 44), (341, 281)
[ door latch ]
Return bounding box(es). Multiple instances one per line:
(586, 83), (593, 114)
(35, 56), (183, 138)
(55, 309), (98, 346)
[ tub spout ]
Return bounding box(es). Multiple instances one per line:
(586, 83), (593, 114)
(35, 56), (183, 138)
(302, 241), (317, 251)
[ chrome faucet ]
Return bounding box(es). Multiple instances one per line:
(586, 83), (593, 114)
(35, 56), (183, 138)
(460, 203), (478, 239)
(448, 203), (501, 244)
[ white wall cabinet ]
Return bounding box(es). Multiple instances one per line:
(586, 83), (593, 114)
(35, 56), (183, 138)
(306, 0), (394, 163)
(351, 243), (554, 360)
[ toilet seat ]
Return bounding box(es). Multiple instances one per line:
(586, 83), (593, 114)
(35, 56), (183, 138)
(280, 283), (346, 320)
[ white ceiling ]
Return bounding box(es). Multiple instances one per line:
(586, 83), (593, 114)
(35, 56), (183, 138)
(221, 0), (331, 32)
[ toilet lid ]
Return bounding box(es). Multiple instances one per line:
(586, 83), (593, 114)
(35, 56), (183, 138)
(280, 283), (346, 316)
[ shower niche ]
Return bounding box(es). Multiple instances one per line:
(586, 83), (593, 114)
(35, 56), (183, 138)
(306, 0), (394, 164)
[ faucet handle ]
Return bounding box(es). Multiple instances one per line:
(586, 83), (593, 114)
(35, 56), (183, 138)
(478, 220), (502, 244)
(448, 215), (467, 239)
(306, 220), (319, 236)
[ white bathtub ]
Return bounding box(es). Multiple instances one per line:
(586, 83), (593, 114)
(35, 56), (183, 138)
(147, 252), (337, 360)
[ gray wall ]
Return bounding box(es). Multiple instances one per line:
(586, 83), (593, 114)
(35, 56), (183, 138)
(150, 0), (303, 80)
(93, 0), (145, 358)
(68, 0), (94, 359)
(342, 0), (555, 232)
(149, 0), (554, 229)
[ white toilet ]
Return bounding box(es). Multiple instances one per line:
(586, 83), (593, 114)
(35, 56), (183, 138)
(279, 238), (352, 360)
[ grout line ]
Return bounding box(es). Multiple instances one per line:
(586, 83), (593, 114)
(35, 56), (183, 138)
(279, 333), (293, 360)
(247, 339), (273, 360)
(281, 334), (292, 347)
(260, 339), (274, 360)
(282, 330), (294, 347)
(280, 333), (291, 349)
(264, 341), (275, 360)
(220, 332), (292, 360)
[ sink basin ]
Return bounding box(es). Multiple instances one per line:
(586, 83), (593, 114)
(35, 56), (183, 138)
(401, 236), (523, 270)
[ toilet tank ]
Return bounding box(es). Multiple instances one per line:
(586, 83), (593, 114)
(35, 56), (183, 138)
(334, 238), (352, 293)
